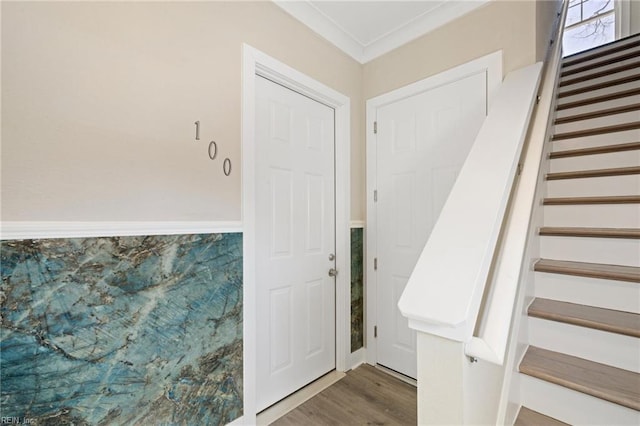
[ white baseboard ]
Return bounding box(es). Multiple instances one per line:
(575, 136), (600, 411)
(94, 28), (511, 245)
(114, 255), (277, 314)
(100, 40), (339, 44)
(349, 347), (367, 370)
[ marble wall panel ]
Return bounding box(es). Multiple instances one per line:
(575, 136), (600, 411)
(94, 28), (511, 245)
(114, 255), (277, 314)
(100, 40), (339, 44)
(1, 233), (242, 425)
(350, 227), (364, 352)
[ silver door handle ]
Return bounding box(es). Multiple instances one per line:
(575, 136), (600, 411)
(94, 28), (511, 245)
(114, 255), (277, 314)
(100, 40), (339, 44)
(328, 268), (338, 277)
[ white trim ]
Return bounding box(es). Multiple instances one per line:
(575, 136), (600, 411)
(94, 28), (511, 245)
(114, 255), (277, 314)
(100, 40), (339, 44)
(273, 0), (489, 64)
(365, 50), (502, 367)
(350, 220), (365, 229)
(242, 44), (351, 424)
(349, 347), (367, 370)
(615, 0), (631, 39)
(0, 221), (242, 240)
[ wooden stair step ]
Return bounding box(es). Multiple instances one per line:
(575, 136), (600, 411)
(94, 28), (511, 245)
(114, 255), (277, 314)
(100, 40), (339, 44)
(534, 259), (640, 283)
(558, 74), (640, 98)
(562, 38), (640, 68)
(514, 407), (569, 426)
(552, 122), (640, 141)
(528, 298), (640, 338)
(539, 227), (640, 239)
(561, 50), (640, 78)
(549, 142), (640, 159)
(543, 195), (640, 205)
(520, 346), (640, 411)
(560, 61), (640, 87)
(554, 103), (640, 125)
(546, 166), (640, 180)
(556, 88), (640, 111)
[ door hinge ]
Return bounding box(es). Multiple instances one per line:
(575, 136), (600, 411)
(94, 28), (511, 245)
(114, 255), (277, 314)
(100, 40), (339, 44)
(517, 163), (523, 176)
(374, 325), (378, 338)
(374, 121), (378, 134)
(374, 190), (378, 202)
(374, 257), (378, 270)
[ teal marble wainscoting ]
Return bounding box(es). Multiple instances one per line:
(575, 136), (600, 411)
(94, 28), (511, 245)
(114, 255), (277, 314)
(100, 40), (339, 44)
(0, 233), (242, 425)
(351, 227), (364, 352)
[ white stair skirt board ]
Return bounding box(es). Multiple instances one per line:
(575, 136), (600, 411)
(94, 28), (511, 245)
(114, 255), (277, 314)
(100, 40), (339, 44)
(539, 235), (640, 267)
(527, 317), (640, 372)
(551, 129), (640, 151)
(519, 373), (640, 425)
(559, 67), (640, 94)
(556, 96), (640, 119)
(543, 204), (640, 228)
(534, 272), (640, 313)
(549, 150), (640, 172)
(255, 370), (345, 426)
(546, 174), (640, 197)
(554, 110), (640, 134)
(561, 44), (640, 75)
(558, 81), (640, 105)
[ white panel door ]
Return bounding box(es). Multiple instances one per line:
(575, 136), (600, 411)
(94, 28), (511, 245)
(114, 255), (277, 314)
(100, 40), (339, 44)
(255, 75), (336, 411)
(375, 72), (487, 378)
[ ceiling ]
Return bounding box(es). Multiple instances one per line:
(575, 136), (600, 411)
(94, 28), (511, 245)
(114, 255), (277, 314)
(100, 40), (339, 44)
(273, 0), (490, 64)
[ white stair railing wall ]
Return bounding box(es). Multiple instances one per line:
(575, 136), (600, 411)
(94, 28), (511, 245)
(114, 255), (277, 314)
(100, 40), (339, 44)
(397, 1), (569, 424)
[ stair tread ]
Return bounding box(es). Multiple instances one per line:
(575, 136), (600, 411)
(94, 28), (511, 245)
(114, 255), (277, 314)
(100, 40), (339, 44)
(539, 227), (640, 239)
(546, 166), (640, 180)
(552, 122), (640, 141)
(543, 195), (640, 205)
(519, 346), (640, 411)
(554, 103), (640, 125)
(561, 50), (640, 78)
(558, 74), (640, 98)
(514, 407), (569, 426)
(535, 259), (640, 283)
(549, 142), (640, 158)
(562, 37), (640, 68)
(529, 298), (640, 337)
(556, 88), (640, 111)
(560, 61), (640, 88)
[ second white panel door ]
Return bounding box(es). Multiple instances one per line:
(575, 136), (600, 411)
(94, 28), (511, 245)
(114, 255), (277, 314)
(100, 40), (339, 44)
(375, 71), (488, 379)
(255, 75), (336, 411)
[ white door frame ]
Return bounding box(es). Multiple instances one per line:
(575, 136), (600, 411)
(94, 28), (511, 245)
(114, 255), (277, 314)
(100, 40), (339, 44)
(364, 51), (502, 367)
(242, 44), (351, 423)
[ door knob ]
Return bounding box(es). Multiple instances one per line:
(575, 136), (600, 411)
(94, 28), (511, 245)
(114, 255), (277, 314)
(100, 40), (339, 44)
(328, 268), (338, 277)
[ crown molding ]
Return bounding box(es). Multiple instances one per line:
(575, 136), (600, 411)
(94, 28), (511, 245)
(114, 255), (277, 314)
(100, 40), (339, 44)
(274, 0), (490, 64)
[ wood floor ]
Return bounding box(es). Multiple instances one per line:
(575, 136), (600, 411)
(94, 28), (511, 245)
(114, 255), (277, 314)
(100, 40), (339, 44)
(271, 364), (417, 425)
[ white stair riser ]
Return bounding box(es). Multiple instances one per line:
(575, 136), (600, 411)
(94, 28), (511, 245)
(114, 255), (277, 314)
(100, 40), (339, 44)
(555, 95), (640, 119)
(562, 44), (640, 75)
(534, 272), (640, 313)
(549, 150), (640, 172)
(557, 80), (640, 106)
(528, 317), (640, 372)
(559, 68), (640, 95)
(546, 174), (640, 197)
(539, 235), (640, 267)
(551, 128), (640, 151)
(519, 374), (640, 425)
(554, 110), (640, 134)
(543, 204), (640, 228)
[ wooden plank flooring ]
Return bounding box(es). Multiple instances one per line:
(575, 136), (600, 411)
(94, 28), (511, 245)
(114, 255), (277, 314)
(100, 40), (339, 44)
(271, 365), (417, 425)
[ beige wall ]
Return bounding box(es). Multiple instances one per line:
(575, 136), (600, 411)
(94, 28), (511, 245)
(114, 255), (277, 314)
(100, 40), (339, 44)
(363, 1), (540, 100)
(537, 0), (563, 62)
(1, 1), (363, 222)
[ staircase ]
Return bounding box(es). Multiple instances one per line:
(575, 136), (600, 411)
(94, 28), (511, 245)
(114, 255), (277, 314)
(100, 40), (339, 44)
(514, 35), (640, 425)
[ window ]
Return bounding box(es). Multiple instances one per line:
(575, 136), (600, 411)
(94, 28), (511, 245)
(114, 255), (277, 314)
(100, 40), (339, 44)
(563, 0), (615, 56)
